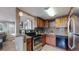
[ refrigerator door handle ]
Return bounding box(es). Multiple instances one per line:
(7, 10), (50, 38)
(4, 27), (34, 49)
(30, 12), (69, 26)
(68, 17), (76, 50)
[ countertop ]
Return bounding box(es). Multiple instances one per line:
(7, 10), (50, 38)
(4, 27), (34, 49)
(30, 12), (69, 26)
(16, 35), (32, 39)
(56, 34), (68, 36)
(40, 33), (55, 35)
(25, 35), (32, 39)
(25, 32), (68, 39)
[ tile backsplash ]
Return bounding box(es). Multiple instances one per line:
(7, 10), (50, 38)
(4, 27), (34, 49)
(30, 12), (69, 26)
(55, 27), (67, 35)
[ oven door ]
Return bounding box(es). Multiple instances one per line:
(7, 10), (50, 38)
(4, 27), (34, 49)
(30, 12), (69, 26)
(33, 36), (41, 46)
(33, 36), (42, 50)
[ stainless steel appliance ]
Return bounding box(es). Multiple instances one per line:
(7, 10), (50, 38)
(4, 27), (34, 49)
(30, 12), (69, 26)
(56, 35), (68, 50)
(25, 32), (42, 51)
(68, 15), (79, 50)
(33, 35), (42, 51)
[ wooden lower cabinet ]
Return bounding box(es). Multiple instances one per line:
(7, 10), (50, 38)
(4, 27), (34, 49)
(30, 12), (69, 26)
(41, 35), (46, 46)
(27, 38), (33, 51)
(26, 34), (56, 51)
(46, 34), (56, 47)
(26, 35), (46, 51)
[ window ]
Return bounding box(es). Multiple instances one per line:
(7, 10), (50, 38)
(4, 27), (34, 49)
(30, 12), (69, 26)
(24, 19), (32, 30)
(0, 22), (15, 36)
(20, 14), (34, 30)
(8, 23), (15, 36)
(0, 23), (3, 32)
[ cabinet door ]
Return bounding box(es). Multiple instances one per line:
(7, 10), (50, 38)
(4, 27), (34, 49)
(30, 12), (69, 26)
(46, 36), (50, 44)
(55, 18), (61, 28)
(40, 19), (45, 27)
(49, 36), (56, 46)
(37, 17), (45, 27)
(56, 17), (67, 28)
(41, 35), (46, 46)
(27, 38), (33, 51)
(42, 20), (45, 27)
(37, 18), (40, 27)
(61, 17), (67, 27)
(40, 20), (44, 27)
(46, 35), (56, 47)
(45, 21), (49, 28)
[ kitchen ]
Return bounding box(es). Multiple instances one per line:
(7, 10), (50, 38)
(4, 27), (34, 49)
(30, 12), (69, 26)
(0, 0), (78, 59)
(15, 7), (79, 51)
(0, 7), (79, 51)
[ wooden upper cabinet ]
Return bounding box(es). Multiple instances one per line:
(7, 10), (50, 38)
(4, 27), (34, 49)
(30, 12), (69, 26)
(55, 16), (68, 28)
(55, 18), (61, 28)
(44, 20), (50, 28)
(36, 17), (50, 28)
(37, 17), (45, 27)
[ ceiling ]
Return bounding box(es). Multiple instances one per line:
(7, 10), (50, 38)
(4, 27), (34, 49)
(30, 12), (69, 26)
(0, 7), (16, 22)
(0, 7), (79, 22)
(74, 7), (79, 16)
(19, 7), (71, 20)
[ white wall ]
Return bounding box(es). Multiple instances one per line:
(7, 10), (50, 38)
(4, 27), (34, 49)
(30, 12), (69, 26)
(75, 16), (79, 34)
(0, 7), (16, 36)
(0, 7), (16, 22)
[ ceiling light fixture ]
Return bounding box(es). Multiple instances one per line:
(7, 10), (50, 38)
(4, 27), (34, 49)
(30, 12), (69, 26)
(19, 11), (23, 16)
(45, 7), (56, 16)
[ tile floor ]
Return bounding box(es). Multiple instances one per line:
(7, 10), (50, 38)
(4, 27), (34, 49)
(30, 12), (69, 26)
(0, 40), (65, 51)
(1, 39), (79, 51)
(0, 40), (16, 51)
(41, 44), (65, 51)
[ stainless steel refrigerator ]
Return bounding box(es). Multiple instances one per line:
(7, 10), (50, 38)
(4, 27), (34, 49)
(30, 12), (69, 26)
(68, 15), (79, 50)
